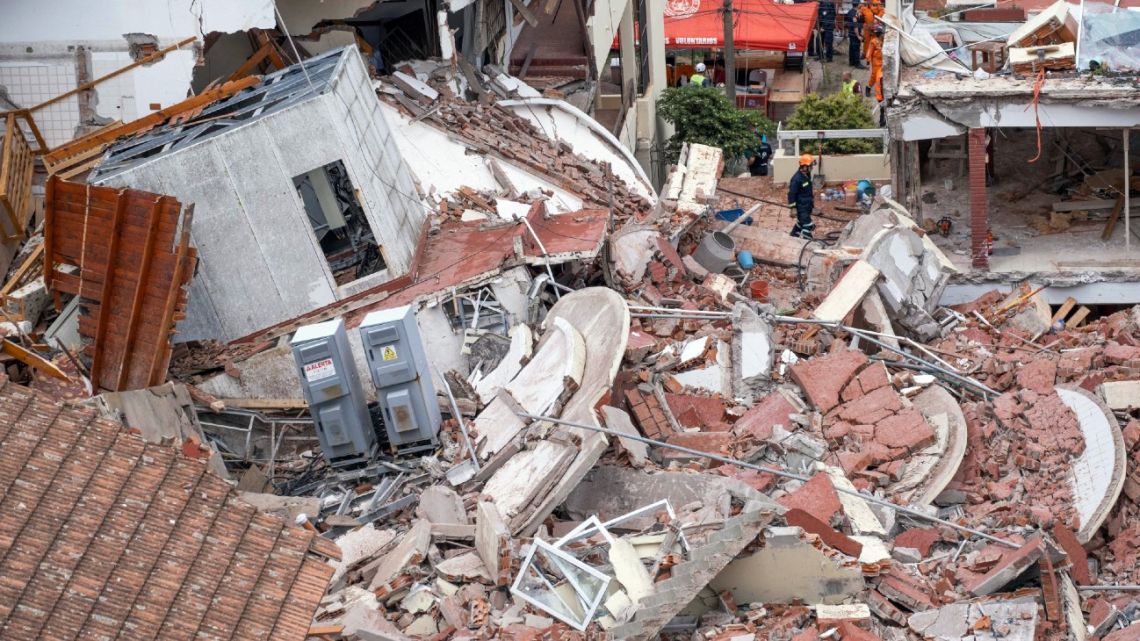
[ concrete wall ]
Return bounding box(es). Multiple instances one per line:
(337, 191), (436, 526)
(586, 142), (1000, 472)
(97, 48), (426, 343)
(772, 149), (891, 184)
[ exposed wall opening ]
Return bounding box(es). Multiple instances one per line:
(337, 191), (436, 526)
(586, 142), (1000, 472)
(293, 160), (387, 285)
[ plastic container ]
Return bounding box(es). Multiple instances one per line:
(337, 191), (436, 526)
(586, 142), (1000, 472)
(750, 280), (769, 302)
(737, 251), (754, 269)
(857, 179), (873, 195)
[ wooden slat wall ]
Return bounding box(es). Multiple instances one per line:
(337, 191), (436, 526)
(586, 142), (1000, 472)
(0, 113), (35, 240)
(44, 176), (196, 392)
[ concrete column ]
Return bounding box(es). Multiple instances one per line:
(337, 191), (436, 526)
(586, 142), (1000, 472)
(968, 127), (989, 270)
(1126, 128), (1131, 251)
(646, 0), (667, 99)
(619, 0), (636, 93)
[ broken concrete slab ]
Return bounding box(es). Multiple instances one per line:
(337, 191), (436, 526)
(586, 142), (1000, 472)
(966, 536), (1044, 596)
(729, 224), (811, 267)
(812, 261), (881, 324)
(416, 485), (469, 525)
(734, 304), (774, 400)
(608, 536), (655, 602)
(476, 502), (512, 587)
(368, 519), (432, 590)
(602, 405), (649, 466)
(472, 324), (533, 405)
(1099, 380), (1140, 410)
(483, 438), (578, 527)
(238, 492), (321, 524)
(515, 287), (630, 536)
(434, 550), (494, 583)
(564, 466), (777, 523)
(908, 597), (1038, 641)
(709, 526), (865, 605)
(331, 524), (398, 587)
(820, 464), (888, 537)
(475, 316), (586, 456)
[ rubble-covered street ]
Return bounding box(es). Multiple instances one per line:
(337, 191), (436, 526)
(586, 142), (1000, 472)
(1, 1), (1140, 641)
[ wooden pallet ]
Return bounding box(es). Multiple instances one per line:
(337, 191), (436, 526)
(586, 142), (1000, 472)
(0, 113), (35, 240)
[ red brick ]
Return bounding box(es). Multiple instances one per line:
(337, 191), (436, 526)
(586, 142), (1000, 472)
(841, 362), (890, 402)
(894, 528), (942, 557)
(874, 409), (935, 452)
(665, 393), (726, 429)
(734, 391), (797, 441)
(966, 535), (1044, 596)
(838, 621), (883, 641)
(664, 431), (733, 457)
(1015, 358), (1056, 394)
(789, 349), (868, 412)
(1052, 523), (1091, 585)
(784, 508), (863, 558)
(878, 570), (937, 611)
(968, 128), (989, 270)
(835, 386), (902, 424)
(778, 474), (843, 525)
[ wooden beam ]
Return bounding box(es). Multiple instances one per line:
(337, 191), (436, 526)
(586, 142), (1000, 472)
(1, 339), (69, 380)
(307, 623), (344, 636)
(89, 189), (128, 390)
(43, 76), (259, 166)
(1102, 194), (1126, 241)
(27, 37), (197, 113)
(1050, 297), (1077, 324)
(1052, 198), (1116, 212)
(116, 194), (164, 390)
(43, 177), (59, 311)
(149, 205), (194, 387)
(0, 115), (13, 205)
(1067, 305), (1092, 328)
(508, 0), (541, 26)
(228, 42), (274, 82)
(0, 242), (44, 299)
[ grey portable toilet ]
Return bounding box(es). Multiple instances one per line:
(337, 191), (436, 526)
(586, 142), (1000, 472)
(359, 305), (441, 453)
(291, 318), (376, 467)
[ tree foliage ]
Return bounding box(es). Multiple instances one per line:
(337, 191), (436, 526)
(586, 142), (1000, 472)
(784, 93), (881, 155)
(657, 86), (775, 165)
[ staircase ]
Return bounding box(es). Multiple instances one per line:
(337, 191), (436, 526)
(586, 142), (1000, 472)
(608, 500), (776, 640)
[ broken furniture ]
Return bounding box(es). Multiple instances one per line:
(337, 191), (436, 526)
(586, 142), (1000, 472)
(969, 41), (1008, 74)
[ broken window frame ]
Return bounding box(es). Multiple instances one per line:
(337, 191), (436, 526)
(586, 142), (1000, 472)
(292, 159), (388, 284)
(510, 538), (612, 630)
(554, 500), (690, 555)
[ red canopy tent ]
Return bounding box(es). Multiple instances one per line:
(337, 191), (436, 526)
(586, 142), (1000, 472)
(662, 0), (819, 52)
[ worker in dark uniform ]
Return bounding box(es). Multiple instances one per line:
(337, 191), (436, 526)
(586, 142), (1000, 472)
(818, 0), (836, 62)
(787, 154), (816, 240)
(846, 2), (865, 68)
(748, 134), (773, 176)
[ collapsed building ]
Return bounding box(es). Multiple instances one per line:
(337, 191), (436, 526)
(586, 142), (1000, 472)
(2, 4), (1140, 641)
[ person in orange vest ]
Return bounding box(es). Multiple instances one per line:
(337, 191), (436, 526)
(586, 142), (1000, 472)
(867, 23), (885, 102)
(858, 0), (877, 60)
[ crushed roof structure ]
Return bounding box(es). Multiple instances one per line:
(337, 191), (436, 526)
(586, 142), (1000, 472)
(0, 377), (337, 640)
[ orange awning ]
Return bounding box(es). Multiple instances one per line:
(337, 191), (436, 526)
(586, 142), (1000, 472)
(663, 0), (818, 52)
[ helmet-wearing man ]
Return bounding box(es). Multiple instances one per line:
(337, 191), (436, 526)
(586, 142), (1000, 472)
(689, 62), (711, 87)
(788, 154), (817, 240)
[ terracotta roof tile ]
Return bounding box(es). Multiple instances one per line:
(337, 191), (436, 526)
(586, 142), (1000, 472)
(0, 379), (334, 641)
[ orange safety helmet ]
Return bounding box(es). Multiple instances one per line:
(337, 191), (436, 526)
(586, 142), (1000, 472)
(799, 153), (815, 166)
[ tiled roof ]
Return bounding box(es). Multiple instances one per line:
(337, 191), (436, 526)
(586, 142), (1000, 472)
(0, 378), (336, 641)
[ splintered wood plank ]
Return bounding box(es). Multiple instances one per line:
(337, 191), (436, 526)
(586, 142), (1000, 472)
(1101, 194), (1125, 241)
(1051, 297), (1077, 324)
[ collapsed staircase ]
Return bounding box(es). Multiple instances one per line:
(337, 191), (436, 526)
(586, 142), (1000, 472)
(609, 500), (777, 640)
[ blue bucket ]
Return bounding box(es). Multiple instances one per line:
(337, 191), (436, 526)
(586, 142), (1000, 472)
(716, 208), (753, 226)
(737, 251), (754, 269)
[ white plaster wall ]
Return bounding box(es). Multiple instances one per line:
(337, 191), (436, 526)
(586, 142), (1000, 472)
(0, 0), (274, 41)
(96, 49), (427, 343)
(898, 101), (1140, 140)
(589, 0), (628, 80)
(772, 149), (892, 183)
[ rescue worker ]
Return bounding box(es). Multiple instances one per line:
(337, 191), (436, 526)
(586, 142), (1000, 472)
(818, 0), (837, 62)
(689, 62), (711, 87)
(841, 71), (857, 94)
(787, 154), (816, 240)
(867, 23), (885, 103)
(846, 1), (864, 68)
(858, 0), (877, 60)
(748, 134), (773, 177)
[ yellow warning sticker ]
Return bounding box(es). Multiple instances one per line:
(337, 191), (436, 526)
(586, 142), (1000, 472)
(381, 345), (399, 361)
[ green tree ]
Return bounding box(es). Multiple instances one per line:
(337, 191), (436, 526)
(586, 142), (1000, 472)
(784, 93), (880, 155)
(656, 86), (775, 165)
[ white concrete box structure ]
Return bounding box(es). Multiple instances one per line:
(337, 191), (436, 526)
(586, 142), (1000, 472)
(91, 46), (428, 344)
